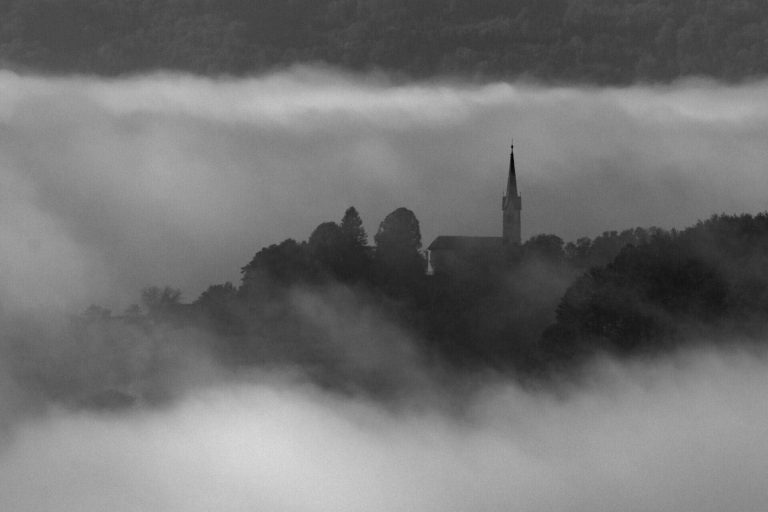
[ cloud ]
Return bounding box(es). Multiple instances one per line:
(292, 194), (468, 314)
(3, 68), (768, 512)
(0, 347), (767, 512)
(1, 68), (767, 311)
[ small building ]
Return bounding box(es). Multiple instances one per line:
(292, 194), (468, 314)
(428, 141), (522, 275)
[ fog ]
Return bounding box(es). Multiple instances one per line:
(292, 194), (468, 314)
(1, 68), (767, 310)
(0, 347), (766, 512)
(2, 68), (768, 510)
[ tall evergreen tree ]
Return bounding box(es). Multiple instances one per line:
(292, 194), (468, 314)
(341, 206), (367, 246)
(339, 206), (372, 282)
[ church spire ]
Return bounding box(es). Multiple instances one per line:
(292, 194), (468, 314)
(502, 139), (522, 247)
(506, 138), (518, 200)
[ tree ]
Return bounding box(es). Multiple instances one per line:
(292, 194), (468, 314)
(308, 221), (346, 279)
(196, 282), (237, 308)
(240, 239), (316, 297)
(195, 282), (242, 335)
(374, 207), (426, 294)
(140, 286), (181, 316)
(541, 229), (732, 362)
(340, 206), (367, 246)
(523, 234), (565, 264)
(339, 206), (372, 282)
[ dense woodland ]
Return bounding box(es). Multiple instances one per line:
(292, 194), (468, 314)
(1, 0), (768, 83)
(48, 207), (768, 405)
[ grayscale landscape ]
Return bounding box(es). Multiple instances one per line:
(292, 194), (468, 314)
(1, 2), (768, 510)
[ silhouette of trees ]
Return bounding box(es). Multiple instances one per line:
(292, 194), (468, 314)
(339, 206), (372, 282)
(523, 234), (565, 264)
(240, 239), (316, 298)
(239, 206), (374, 294)
(141, 286), (182, 316)
(120, 205), (768, 381)
(563, 227), (660, 269)
(341, 206), (367, 246)
(374, 207), (427, 296)
(1, 0), (768, 82)
(542, 214), (768, 364)
(195, 282), (242, 335)
(308, 221), (346, 279)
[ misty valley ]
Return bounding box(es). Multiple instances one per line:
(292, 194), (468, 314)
(42, 206), (768, 408)
(1, 69), (768, 511)
(3, 0), (768, 509)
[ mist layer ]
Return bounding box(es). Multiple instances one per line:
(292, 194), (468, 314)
(1, 69), (767, 311)
(0, 348), (765, 512)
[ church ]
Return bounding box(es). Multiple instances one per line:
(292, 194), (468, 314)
(427, 141), (522, 275)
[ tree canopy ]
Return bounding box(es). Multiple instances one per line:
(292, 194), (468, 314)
(374, 207), (427, 295)
(0, 0), (767, 83)
(542, 214), (768, 363)
(73, 207), (768, 389)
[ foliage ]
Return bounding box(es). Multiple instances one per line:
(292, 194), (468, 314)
(523, 234), (565, 264)
(240, 238), (317, 296)
(341, 206), (367, 247)
(374, 207), (427, 296)
(111, 209), (768, 380)
(338, 207), (372, 281)
(194, 282), (243, 335)
(308, 221), (347, 278)
(1, 0), (767, 82)
(542, 214), (768, 363)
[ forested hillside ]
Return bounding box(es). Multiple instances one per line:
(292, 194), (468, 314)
(56, 207), (768, 391)
(12, 201), (768, 407)
(1, 0), (767, 82)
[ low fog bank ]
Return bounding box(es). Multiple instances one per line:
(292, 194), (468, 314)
(1, 68), (767, 510)
(1, 68), (767, 311)
(1, 346), (767, 512)
(0, 283), (448, 424)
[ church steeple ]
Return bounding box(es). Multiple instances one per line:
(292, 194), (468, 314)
(505, 139), (518, 200)
(502, 139), (522, 246)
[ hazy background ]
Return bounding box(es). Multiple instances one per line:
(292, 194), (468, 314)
(1, 68), (767, 311)
(2, 68), (768, 511)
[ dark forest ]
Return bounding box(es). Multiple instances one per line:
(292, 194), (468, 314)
(47, 208), (768, 403)
(1, 0), (767, 83)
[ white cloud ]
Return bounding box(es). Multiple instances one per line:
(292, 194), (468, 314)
(2, 348), (768, 512)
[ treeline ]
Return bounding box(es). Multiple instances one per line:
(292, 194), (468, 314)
(77, 207), (768, 380)
(543, 213), (768, 363)
(1, 0), (767, 83)
(112, 207), (658, 373)
(29, 207), (768, 409)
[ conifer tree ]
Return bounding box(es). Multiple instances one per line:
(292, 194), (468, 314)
(338, 206), (371, 282)
(340, 206), (367, 247)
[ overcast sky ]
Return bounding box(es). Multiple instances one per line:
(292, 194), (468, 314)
(1, 67), (767, 310)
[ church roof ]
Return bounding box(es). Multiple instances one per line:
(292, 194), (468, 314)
(428, 236), (503, 251)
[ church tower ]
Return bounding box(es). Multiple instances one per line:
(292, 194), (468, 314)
(502, 140), (522, 247)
